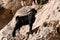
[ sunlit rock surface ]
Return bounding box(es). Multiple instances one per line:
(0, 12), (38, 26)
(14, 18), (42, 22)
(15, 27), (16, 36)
(0, 0), (60, 40)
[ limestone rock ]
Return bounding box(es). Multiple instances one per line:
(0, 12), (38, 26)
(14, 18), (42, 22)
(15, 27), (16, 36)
(0, 0), (60, 40)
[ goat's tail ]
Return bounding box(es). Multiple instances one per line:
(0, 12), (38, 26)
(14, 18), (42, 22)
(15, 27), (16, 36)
(16, 16), (20, 21)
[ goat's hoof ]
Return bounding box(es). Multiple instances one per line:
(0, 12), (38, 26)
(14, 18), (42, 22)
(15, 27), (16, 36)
(12, 32), (16, 37)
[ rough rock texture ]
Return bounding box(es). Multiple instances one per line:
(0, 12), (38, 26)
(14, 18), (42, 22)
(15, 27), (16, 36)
(0, 0), (60, 40)
(0, 0), (36, 13)
(0, 0), (44, 13)
(0, 0), (22, 13)
(0, 7), (13, 30)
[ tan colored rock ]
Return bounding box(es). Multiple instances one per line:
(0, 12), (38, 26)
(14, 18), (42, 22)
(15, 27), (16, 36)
(0, 0), (22, 13)
(0, 0), (60, 40)
(0, 0), (41, 13)
(0, 0), (32, 13)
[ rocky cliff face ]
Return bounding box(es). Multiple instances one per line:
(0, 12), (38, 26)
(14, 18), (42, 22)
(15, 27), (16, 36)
(0, 0), (60, 40)
(0, 7), (13, 30)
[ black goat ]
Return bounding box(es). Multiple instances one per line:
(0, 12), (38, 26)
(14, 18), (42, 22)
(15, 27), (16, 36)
(12, 8), (37, 37)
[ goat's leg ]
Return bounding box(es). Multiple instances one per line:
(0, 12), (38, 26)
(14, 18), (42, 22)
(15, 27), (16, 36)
(29, 22), (33, 34)
(12, 22), (22, 37)
(28, 17), (33, 34)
